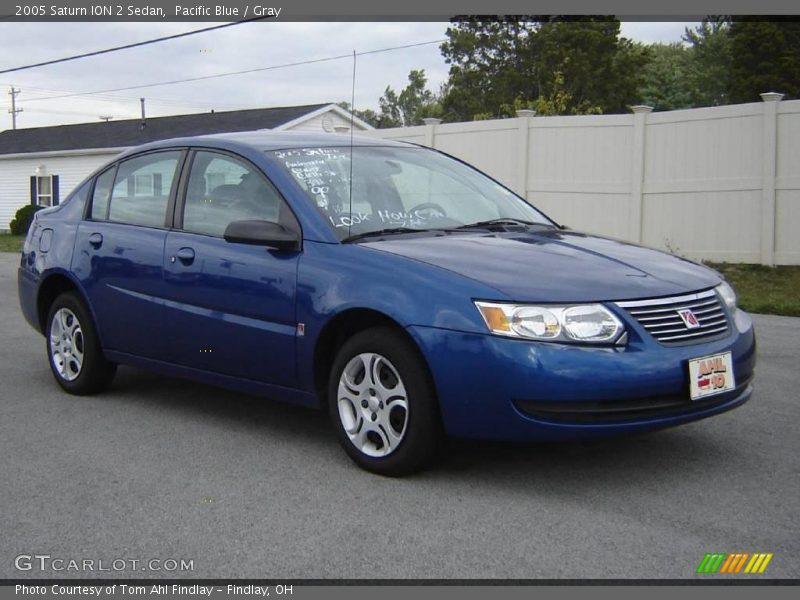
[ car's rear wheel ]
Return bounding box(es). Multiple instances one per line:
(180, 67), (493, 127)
(328, 327), (441, 476)
(46, 292), (116, 395)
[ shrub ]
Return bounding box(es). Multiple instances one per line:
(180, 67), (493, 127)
(9, 204), (44, 235)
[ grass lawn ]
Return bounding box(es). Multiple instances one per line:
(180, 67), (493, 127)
(707, 262), (800, 317)
(0, 234), (23, 253)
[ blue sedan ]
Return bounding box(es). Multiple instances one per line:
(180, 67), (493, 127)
(17, 132), (756, 475)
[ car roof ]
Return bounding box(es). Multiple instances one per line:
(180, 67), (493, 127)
(119, 130), (416, 156)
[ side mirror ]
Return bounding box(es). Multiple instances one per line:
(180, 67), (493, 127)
(223, 219), (301, 251)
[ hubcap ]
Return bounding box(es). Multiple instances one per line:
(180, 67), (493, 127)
(49, 308), (84, 382)
(337, 352), (409, 458)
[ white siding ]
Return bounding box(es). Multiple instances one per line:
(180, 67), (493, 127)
(0, 151), (119, 230)
(0, 106), (368, 230)
(284, 110), (359, 133)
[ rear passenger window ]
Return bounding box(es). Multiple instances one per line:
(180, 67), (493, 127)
(91, 168), (115, 220)
(107, 151), (181, 227)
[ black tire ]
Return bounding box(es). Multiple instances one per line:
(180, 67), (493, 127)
(45, 291), (116, 395)
(328, 327), (442, 476)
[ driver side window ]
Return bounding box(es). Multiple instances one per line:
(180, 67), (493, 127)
(182, 151), (285, 237)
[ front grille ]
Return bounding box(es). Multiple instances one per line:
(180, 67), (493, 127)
(616, 289), (730, 344)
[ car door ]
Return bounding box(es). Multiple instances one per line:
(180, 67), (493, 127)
(160, 149), (301, 387)
(72, 150), (185, 360)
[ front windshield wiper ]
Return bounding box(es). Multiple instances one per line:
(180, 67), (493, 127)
(452, 218), (553, 230)
(343, 219), (555, 242)
(343, 227), (427, 243)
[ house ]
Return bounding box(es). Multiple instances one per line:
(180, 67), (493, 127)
(0, 102), (372, 230)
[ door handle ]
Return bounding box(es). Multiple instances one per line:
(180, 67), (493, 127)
(174, 247), (195, 265)
(88, 232), (103, 249)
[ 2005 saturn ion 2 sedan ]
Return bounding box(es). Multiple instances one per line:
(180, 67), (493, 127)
(18, 132), (756, 475)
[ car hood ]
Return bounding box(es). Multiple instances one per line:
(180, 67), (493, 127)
(361, 229), (721, 302)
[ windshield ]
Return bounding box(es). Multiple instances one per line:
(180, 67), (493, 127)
(269, 146), (553, 240)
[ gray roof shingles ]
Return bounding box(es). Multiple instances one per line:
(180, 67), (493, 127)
(0, 103), (328, 156)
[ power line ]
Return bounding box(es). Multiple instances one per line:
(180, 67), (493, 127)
(0, 87), (260, 117)
(24, 39), (446, 103)
(5, 85), (245, 110)
(10, 106), (129, 118)
(0, 80), (250, 109)
(0, 17), (271, 75)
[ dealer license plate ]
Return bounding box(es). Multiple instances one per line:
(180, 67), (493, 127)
(688, 351), (735, 400)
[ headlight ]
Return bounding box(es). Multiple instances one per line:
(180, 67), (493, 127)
(511, 307), (560, 339)
(475, 301), (624, 344)
(715, 281), (737, 312)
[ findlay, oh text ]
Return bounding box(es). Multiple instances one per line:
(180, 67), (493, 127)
(15, 585), (293, 596)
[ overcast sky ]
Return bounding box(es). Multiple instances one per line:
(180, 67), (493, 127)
(0, 21), (697, 131)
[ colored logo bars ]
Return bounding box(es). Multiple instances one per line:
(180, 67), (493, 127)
(696, 552), (774, 574)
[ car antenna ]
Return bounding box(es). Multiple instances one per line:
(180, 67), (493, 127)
(348, 49), (356, 240)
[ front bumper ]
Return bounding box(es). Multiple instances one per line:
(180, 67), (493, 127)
(407, 309), (756, 442)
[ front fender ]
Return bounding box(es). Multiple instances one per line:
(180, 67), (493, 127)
(294, 240), (505, 394)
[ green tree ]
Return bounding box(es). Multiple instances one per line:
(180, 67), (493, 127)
(440, 17), (648, 120)
(377, 69), (442, 127)
(728, 19), (800, 102)
(532, 20), (648, 114)
(440, 19), (540, 121)
(336, 102), (381, 128)
(377, 87), (402, 128)
(638, 43), (694, 110)
(682, 18), (732, 107)
(532, 71), (603, 116)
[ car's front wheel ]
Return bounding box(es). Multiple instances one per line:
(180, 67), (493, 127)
(328, 327), (442, 476)
(46, 291), (116, 395)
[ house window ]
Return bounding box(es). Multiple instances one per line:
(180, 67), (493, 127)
(36, 175), (53, 206)
(129, 172), (162, 197)
(30, 169), (60, 207)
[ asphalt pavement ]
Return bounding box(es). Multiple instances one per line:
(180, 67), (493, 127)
(1, 252), (797, 579)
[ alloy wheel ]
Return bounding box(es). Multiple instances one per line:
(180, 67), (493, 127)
(49, 308), (84, 382)
(336, 352), (409, 457)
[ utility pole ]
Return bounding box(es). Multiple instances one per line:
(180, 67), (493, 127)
(8, 87), (22, 130)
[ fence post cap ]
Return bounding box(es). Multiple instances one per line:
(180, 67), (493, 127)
(515, 109), (536, 118)
(422, 118), (442, 125)
(630, 105), (654, 114)
(760, 92), (785, 102)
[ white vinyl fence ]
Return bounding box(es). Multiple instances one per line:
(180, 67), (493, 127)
(366, 94), (800, 266)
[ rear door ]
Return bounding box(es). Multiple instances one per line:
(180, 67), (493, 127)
(72, 150), (185, 360)
(160, 149), (301, 387)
